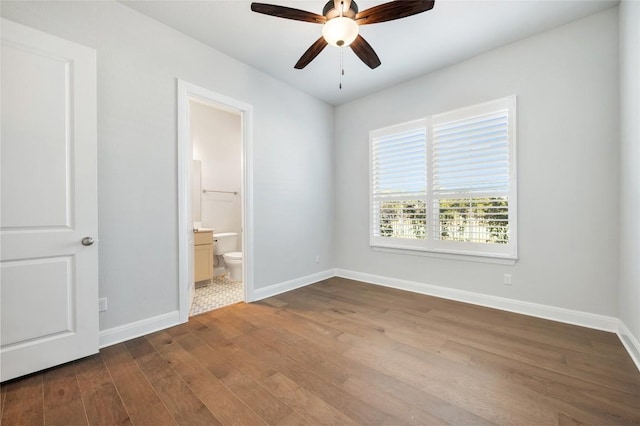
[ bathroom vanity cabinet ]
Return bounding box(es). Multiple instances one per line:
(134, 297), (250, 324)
(194, 230), (214, 282)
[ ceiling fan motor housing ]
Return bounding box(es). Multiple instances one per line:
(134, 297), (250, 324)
(323, 1), (358, 19)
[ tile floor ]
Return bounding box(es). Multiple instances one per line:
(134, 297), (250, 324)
(190, 275), (243, 316)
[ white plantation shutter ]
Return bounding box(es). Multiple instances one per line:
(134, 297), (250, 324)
(432, 111), (510, 196)
(370, 120), (427, 246)
(370, 96), (517, 260)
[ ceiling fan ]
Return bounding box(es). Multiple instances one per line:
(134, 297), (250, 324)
(250, 0), (435, 70)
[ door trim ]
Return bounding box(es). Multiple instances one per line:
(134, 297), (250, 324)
(176, 79), (254, 323)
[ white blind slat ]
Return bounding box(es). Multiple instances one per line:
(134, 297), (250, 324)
(433, 107), (511, 198)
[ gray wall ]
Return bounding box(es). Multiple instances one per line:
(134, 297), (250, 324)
(619, 0), (640, 340)
(1, 1), (335, 330)
(334, 9), (620, 316)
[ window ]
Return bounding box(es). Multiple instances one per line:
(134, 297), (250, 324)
(370, 96), (517, 260)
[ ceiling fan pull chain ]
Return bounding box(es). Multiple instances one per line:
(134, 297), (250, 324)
(338, 0), (345, 89)
(339, 47), (344, 90)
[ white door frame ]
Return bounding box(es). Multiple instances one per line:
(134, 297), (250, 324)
(177, 79), (254, 323)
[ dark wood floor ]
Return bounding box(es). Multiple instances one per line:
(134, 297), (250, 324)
(2, 277), (640, 425)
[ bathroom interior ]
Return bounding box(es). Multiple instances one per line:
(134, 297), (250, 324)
(189, 98), (244, 316)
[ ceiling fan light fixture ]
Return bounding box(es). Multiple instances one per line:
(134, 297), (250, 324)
(322, 17), (359, 47)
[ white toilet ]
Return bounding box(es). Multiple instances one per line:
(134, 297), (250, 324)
(213, 232), (243, 282)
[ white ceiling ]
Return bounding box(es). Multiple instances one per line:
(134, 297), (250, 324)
(121, 0), (617, 105)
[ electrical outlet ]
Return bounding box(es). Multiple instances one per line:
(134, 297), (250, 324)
(98, 297), (108, 312)
(503, 274), (512, 286)
(315, 255), (320, 264)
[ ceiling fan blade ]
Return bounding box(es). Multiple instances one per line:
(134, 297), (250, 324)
(355, 0), (435, 25)
(350, 35), (381, 69)
(294, 37), (329, 69)
(251, 3), (326, 24)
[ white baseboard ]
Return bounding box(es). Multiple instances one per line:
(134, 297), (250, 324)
(97, 269), (334, 349)
(96, 269), (639, 373)
(252, 269), (335, 301)
(334, 269), (619, 333)
(99, 310), (181, 348)
(618, 320), (640, 372)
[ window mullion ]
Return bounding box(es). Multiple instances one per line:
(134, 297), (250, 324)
(425, 115), (436, 251)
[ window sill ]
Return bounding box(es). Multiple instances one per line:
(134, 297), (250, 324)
(371, 245), (518, 265)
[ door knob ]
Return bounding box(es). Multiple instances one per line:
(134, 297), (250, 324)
(81, 237), (95, 246)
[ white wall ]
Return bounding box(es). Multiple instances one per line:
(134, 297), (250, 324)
(334, 9), (620, 316)
(619, 1), (640, 345)
(190, 101), (242, 244)
(0, 1), (334, 330)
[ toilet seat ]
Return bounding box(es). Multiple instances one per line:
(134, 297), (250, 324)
(223, 252), (242, 261)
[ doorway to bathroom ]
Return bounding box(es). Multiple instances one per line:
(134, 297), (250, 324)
(177, 80), (254, 322)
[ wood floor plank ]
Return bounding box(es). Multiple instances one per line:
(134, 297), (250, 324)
(338, 375), (450, 426)
(74, 355), (131, 426)
(144, 330), (268, 426)
(262, 373), (358, 426)
(381, 305), (640, 395)
(425, 306), (625, 361)
(557, 412), (591, 426)
(274, 411), (308, 426)
(233, 331), (397, 425)
(186, 326), (277, 385)
(100, 343), (177, 426)
(181, 318), (257, 380)
(0, 380), (6, 423)
(124, 337), (222, 426)
(237, 301), (344, 341)
(235, 314), (486, 424)
(190, 314), (485, 425)
(219, 367), (294, 425)
(3, 278), (640, 426)
(43, 362), (88, 426)
(188, 314), (244, 341)
(324, 277), (619, 345)
(1, 374), (44, 425)
(262, 282), (636, 422)
(445, 339), (640, 424)
(342, 330), (559, 425)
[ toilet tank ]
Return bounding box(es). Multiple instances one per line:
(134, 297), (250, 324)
(213, 232), (237, 255)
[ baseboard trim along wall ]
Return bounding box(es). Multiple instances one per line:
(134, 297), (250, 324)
(99, 310), (181, 348)
(97, 268), (640, 372)
(98, 270), (334, 349)
(618, 321), (640, 372)
(334, 268), (620, 333)
(252, 269), (335, 301)
(334, 268), (640, 372)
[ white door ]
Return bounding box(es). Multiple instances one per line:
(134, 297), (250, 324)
(0, 18), (98, 382)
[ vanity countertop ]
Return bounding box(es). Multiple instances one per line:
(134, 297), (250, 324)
(194, 228), (214, 233)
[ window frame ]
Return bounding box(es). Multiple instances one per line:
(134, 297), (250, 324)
(369, 96), (518, 262)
